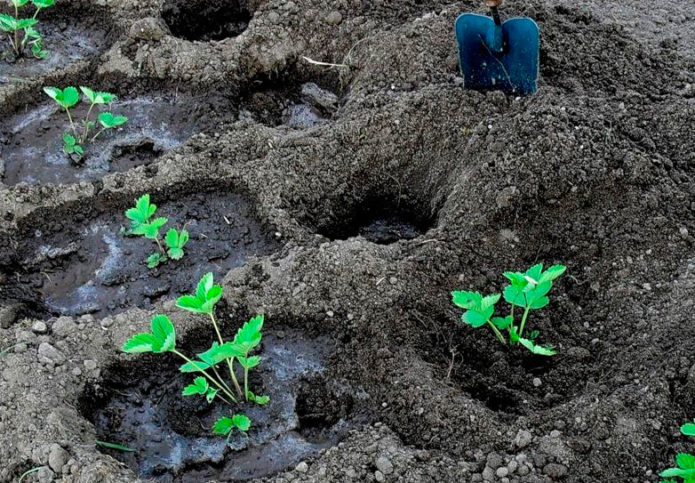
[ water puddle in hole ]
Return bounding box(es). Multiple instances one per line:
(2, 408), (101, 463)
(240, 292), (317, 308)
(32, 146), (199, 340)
(90, 332), (353, 481)
(0, 93), (234, 185)
(0, 18), (106, 80)
(15, 192), (279, 318)
(358, 218), (424, 245)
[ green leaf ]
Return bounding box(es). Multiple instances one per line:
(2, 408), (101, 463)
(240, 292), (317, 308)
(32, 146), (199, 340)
(133, 217), (168, 239)
(179, 360), (211, 373)
(122, 333), (159, 353)
(248, 392), (270, 405)
(11, 0), (31, 7)
(98, 111), (128, 128)
(43, 86), (79, 109)
(178, 273), (224, 315)
(212, 414), (252, 436)
(197, 272), (214, 300)
(451, 290), (481, 310)
(213, 417), (234, 435)
(677, 453), (695, 470)
(503, 284), (526, 306)
(231, 414), (251, 432)
(525, 264), (544, 282)
(32, 0), (55, 8)
(492, 315), (513, 330)
(182, 377), (209, 396)
(150, 314), (175, 352)
(462, 310), (488, 328)
(539, 265), (567, 283)
(529, 296), (549, 309)
(0, 14), (17, 32)
(125, 194), (156, 226)
(176, 295), (205, 313)
(238, 355), (261, 370)
(147, 253), (163, 269)
(198, 342), (245, 366)
(201, 285), (223, 313)
(519, 338), (556, 356)
(682, 423), (695, 437)
(233, 315), (264, 352)
(62, 132), (76, 147)
(503, 271), (529, 289)
(205, 388), (218, 403)
(166, 229), (189, 260)
(480, 293), (501, 310)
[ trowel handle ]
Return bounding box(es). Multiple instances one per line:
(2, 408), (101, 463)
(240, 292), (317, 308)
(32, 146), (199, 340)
(485, 0), (503, 6)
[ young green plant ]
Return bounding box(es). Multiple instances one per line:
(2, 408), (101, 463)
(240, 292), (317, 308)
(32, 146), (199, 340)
(451, 263), (566, 356)
(124, 194), (189, 269)
(0, 0), (53, 60)
(661, 419), (695, 482)
(122, 272), (269, 439)
(43, 86), (128, 161)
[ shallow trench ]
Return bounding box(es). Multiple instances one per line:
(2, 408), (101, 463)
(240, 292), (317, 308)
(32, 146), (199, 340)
(81, 331), (359, 481)
(3, 190), (280, 319)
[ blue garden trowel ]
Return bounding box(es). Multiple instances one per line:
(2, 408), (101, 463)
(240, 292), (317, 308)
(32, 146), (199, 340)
(455, 0), (539, 95)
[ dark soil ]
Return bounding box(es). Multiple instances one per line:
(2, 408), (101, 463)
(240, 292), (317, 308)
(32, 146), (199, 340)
(0, 4), (109, 79)
(82, 331), (357, 481)
(0, 92), (237, 185)
(1, 0), (695, 482)
(3, 191), (279, 318)
(162, 0), (251, 42)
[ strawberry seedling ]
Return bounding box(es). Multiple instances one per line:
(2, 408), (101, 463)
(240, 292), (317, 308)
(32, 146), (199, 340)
(122, 273), (269, 439)
(43, 86), (128, 162)
(124, 194), (189, 269)
(0, 0), (53, 60)
(661, 420), (695, 482)
(451, 263), (566, 356)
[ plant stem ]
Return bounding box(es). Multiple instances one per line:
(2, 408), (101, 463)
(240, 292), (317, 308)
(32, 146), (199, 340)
(208, 312), (244, 397)
(244, 366), (249, 400)
(91, 128), (106, 143)
(154, 236), (166, 257)
(518, 305), (532, 340)
(486, 320), (507, 346)
(81, 102), (95, 143)
(172, 350), (237, 403)
(211, 364), (236, 399)
(13, 4), (19, 56)
(64, 107), (77, 136)
(33, 7), (41, 20)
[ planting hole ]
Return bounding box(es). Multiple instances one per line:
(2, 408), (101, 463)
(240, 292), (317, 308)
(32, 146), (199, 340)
(7, 192), (279, 318)
(162, 0), (252, 41)
(82, 332), (355, 480)
(0, 17), (107, 79)
(317, 197), (434, 245)
(0, 93), (234, 186)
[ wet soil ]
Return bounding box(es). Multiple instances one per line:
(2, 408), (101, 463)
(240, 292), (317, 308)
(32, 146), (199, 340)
(0, 93), (236, 186)
(0, 11), (108, 80)
(84, 331), (357, 481)
(6, 191), (279, 318)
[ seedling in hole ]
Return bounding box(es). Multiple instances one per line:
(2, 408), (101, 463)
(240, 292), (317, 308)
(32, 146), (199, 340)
(43, 86), (128, 161)
(451, 263), (566, 356)
(124, 194), (189, 269)
(122, 273), (270, 438)
(0, 0), (53, 60)
(661, 419), (695, 482)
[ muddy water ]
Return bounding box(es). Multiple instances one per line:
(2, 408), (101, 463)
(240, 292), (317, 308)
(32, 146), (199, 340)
(91, 332), (351, 481)
(0, 93), (235, 185)
(0, 18), (106, 79)
(16, 192), (279, 318)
